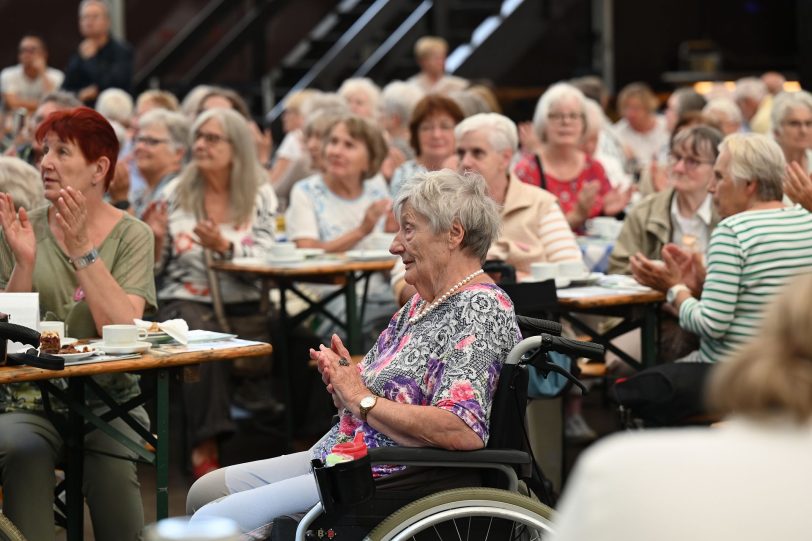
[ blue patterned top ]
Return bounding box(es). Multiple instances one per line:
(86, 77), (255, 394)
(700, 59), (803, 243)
(285, 174), (389, 243)
(311, 282), (521, 476)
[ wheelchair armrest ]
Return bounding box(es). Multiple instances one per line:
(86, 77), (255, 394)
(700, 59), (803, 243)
(368, 446), (530, 465)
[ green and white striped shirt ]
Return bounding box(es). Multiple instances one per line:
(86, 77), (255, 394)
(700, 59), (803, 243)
(679, 206), (812, 363)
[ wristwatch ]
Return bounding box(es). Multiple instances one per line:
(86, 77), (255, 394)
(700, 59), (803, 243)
(70, 247), (99, 271)
(666, 284), (691, 304)
(359, 395), (378, 421)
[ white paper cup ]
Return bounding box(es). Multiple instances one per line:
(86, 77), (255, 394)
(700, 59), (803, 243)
(558, 261), (588, 278)
(39, 321), (65, 340)
(530, 262), (558, 281)
(103, 325), (148, 346)
(269, 242), (296, 258)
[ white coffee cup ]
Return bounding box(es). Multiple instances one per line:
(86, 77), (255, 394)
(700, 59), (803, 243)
(103, 325), (148, 346)
(558, 261), (587, 279)
(39, 321), (65, 340)
(269, 242), (296, 258)
(530, 262), (558, 281)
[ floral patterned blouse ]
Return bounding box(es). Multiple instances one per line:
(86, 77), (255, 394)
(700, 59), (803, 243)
(311, 283), (521, 476)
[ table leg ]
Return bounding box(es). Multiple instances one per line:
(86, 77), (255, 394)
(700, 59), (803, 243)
(641, 303), (660, 369)
(156, 369), (170, 519)
(345, 271), (360, 353)
(66, 379), (85, 541)
(275, 284), (293, 442)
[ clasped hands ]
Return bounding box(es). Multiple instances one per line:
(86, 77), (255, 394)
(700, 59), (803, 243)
(630, 243), (705, 299)
(310, 334), (369, 415)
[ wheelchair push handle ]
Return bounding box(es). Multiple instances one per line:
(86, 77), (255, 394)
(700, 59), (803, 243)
(541, 334), (605, 361)
(516, 315), (562, 337)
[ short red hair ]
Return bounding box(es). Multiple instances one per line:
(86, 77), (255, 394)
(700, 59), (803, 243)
(35, 107), (119, 189)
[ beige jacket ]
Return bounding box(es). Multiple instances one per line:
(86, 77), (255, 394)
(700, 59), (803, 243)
(608, 188), (720, 274)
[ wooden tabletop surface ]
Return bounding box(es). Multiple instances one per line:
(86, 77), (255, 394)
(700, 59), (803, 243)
(210, 257), (396, 278)
(0, 342), (273, 384)
(557, 289), (665, 309)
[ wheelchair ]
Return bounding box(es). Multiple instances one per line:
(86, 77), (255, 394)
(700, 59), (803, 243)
(271, 316), (605, 541)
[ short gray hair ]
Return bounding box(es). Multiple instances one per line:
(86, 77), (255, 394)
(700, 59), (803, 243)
(96, 88), (133, 125)
(79, 0), (109, 16)
(394, 169), (500, 262)
(380, 81), (424, 123)
(532, 82), (587, 141)
(138, 109), (190, 150)
(0, 157), (43, 210)
(703, 97), (743, 124)
(455, 113), (518, 152)
(734, 77), (767, 103)
(719, 132), (785, 202)
(338, 78), (381, 111)
(771, 91), (812, 135)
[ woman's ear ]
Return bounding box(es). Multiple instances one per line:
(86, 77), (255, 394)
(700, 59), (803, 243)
(448, 220), (465, 249)
(94, 156), (111, 185)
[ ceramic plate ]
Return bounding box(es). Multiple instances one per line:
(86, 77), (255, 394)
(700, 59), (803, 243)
(265, 253), (306, 264)
(345, 250), (396, 261)
(53, 346), (98, 361)
(97, 341), (152, 355)
(298, 248), (326, 258)
(231, 257), (266, 266)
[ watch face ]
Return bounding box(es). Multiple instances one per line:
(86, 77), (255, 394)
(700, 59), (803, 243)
(361, 396), (376, 408)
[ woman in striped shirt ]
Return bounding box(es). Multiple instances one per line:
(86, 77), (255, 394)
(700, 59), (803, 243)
(631, 133), (812, 363)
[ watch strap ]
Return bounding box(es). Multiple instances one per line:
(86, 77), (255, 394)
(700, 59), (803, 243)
(667, 283), (691, 303)
(71, 247), (99, 270)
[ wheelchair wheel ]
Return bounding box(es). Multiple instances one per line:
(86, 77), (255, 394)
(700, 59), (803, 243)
(365, 487), (555, 541)
(0, 513), (26, 541)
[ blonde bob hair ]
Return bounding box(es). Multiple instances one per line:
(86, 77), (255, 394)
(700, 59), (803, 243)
(709, 272), (812, 423)
(173, 108), (264, 225)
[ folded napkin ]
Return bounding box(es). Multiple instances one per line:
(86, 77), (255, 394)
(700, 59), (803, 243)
(134, 318), (190, 345)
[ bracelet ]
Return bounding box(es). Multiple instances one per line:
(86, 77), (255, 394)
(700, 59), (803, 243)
(71, 247), (99, 270)
(112, 200), (131, 210)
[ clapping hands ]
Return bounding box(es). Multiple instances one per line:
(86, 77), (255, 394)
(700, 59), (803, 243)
(785, 161), (812, 212)
(0, 193), (36, 267)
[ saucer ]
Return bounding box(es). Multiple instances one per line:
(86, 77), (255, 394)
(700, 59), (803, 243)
(265, 253), (306, 264)
(298, 248), (326, 258)
(98, 341), (152, 355)
(346, 250), (396, 261)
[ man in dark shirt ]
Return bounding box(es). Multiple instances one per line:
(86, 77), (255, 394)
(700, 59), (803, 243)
(62, 0), (133, 105)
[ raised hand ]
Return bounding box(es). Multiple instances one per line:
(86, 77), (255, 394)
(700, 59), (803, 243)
(193, 219), (229, 253)
(602, 186), (635, 216)
(630, 251), (681, 292)
(785, 161), (812, 212)
(55, 187), (92, 258)
(662, 243), (705, 297)
(0, 193), (36, 267)
(142, 201), (169, 241)
(361, 199), (392, 234)
(518, 121), (542, 155)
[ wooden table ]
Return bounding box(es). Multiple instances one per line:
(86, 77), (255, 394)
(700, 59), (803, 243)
(211, 256), (395, 440)
(557, 287), (665, 370)
(0, 341), (272, 541)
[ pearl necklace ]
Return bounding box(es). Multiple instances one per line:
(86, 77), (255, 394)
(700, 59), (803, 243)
(409, 269), (484, 324)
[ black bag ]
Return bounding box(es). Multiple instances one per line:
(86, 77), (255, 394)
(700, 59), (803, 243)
(610, 361), (716, 426)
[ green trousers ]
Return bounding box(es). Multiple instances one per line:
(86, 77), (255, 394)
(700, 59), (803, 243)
(0, 407), (148, 541)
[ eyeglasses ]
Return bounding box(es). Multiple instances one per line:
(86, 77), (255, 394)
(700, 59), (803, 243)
(782, 119), (812, 130)
(547, 112), (583, 123)
(194, 131), (229, 145)
(419, 122), (455, 133)
(667, 152), (714, 171)
(135, 135), (171, 147)
(18, 46), (40, 54)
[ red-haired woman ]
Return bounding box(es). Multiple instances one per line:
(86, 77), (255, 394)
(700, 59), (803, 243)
(0, 107), (156, 541)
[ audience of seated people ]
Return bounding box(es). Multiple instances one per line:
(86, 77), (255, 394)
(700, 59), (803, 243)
(3, 19), (812, 539)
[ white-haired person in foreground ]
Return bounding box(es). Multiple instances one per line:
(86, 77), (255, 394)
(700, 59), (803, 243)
(552, 271), (812, 541)
(631, 132), (812, 365)
(188, 170), (520, 540)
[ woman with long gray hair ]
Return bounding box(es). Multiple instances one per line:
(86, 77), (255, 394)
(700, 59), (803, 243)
(146, 107), (278, 478)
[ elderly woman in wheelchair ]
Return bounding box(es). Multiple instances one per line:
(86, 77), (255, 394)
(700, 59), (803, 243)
(186, 170), (521, 538)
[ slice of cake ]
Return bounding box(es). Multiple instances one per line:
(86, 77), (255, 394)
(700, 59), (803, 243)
(39, 331), (61, 354)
